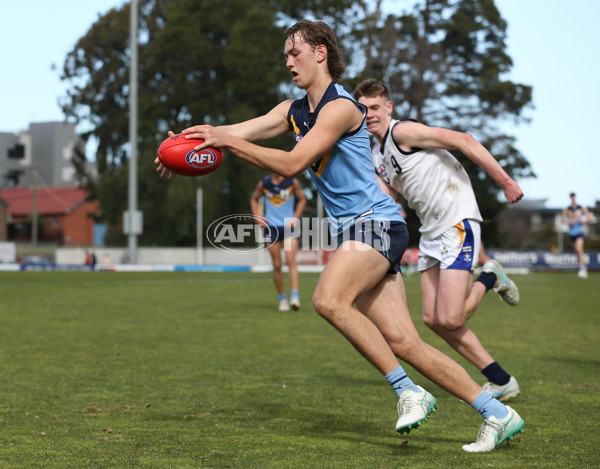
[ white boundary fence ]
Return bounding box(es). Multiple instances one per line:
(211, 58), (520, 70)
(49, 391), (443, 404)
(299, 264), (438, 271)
(1, 247), (597, 273)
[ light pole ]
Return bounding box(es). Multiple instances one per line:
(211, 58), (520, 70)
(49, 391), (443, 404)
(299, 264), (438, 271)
(31, 168), (38, 248)
(125, 0), (141, 263)
(196, 187), (203, 265)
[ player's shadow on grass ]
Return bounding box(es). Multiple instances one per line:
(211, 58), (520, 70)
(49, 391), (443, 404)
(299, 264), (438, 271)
(240, 385), (469, 452)
(248, 399), (473, 452)
(252, 405), (427, 451)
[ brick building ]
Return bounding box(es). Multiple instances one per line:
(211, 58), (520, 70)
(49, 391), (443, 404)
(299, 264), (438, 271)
(0, 186), (99, 246)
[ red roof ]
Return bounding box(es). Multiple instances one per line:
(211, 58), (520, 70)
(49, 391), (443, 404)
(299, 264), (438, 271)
(0, 186), (91, 216)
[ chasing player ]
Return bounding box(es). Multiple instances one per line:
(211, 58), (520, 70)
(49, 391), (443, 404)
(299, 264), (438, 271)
(354, 79), (523, 403)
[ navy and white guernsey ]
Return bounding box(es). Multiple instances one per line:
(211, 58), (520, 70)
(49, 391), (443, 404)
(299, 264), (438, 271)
(372, 119), (482, 240)
(287, 81), (404, 236)
(262, 175), (296, 228)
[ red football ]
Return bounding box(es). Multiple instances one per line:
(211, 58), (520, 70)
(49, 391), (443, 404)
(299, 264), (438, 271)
(157, 134), (223, 177)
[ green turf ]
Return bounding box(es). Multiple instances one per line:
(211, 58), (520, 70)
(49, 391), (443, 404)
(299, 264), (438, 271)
(0, 270), (597, 468)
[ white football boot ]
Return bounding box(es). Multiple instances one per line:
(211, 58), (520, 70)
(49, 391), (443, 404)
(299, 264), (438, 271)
(482, 376), (520, 402)
(395, 386), (437, 434)
(483, 259), (519, 306)
(462, 406), (524, 452)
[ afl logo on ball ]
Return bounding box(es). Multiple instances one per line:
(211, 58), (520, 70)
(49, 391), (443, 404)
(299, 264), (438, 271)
(186, 149), (218, 168)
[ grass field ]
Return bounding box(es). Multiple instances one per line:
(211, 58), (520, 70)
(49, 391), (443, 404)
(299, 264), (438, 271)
(0, 270), (598, 468)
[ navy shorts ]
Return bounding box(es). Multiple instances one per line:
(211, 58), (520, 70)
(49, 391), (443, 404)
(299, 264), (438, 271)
(264, 226), (287, 243)
(569, 234), (584, 243)
(337, 220), (408, 274)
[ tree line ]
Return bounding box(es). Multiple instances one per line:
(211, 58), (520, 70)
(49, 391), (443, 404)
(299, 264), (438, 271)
(60, 0), (533, 247)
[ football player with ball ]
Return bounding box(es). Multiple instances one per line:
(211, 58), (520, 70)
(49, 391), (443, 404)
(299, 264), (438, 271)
(155, 19), (524, 452)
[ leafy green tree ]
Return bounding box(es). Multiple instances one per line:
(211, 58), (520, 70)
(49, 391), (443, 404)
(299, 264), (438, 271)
(61, 0), (289, 246)
(345, 0), (535, 247)
(61, 0), (356, 246)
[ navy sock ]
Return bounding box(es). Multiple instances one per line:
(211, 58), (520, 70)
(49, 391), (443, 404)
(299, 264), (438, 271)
(482, 362), (511, 386)
(385, 365), (420, 398)
(471, 391), (508, 420)
(475, 272), (496, 291)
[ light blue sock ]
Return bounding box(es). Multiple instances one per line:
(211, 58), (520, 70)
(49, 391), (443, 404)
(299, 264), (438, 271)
(278, 293), (287, 302)
(385, 365), (420, 398)
(471, 391), (508, 420)
(291, 289), (299, 300)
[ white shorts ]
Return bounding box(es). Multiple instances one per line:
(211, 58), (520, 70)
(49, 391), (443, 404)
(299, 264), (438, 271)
(417, 219), (481, 272)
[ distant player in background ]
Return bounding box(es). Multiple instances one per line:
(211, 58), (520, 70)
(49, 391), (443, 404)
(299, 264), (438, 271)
(251, 174), (306, 310)
(562, 192), (591, 278)
(355, 79), (523, 402)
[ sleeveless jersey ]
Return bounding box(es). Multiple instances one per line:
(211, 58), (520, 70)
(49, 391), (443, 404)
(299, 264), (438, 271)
(565, 204), (585, 237)
(372, 119), (482, 239)
(287, 82), (403, 236)
(262, 175), (296, 227)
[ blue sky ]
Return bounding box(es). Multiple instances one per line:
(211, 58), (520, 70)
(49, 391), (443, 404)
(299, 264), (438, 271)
(1, 0), (598, 209)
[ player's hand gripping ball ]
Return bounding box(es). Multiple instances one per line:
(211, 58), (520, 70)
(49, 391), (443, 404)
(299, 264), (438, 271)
(157, 134), (223, 177)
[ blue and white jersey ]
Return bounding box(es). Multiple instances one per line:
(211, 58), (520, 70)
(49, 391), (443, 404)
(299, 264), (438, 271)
(262, 175), (296, 228)
(287, 81), (403, 236)
(565, 204), (586, 237)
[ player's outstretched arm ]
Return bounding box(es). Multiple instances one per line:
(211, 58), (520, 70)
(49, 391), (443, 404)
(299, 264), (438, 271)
(155, 101), (293, 180)
(213, 100), (295, 143)
(179, 98), (361, 179)
(393, 121), (524, 204)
